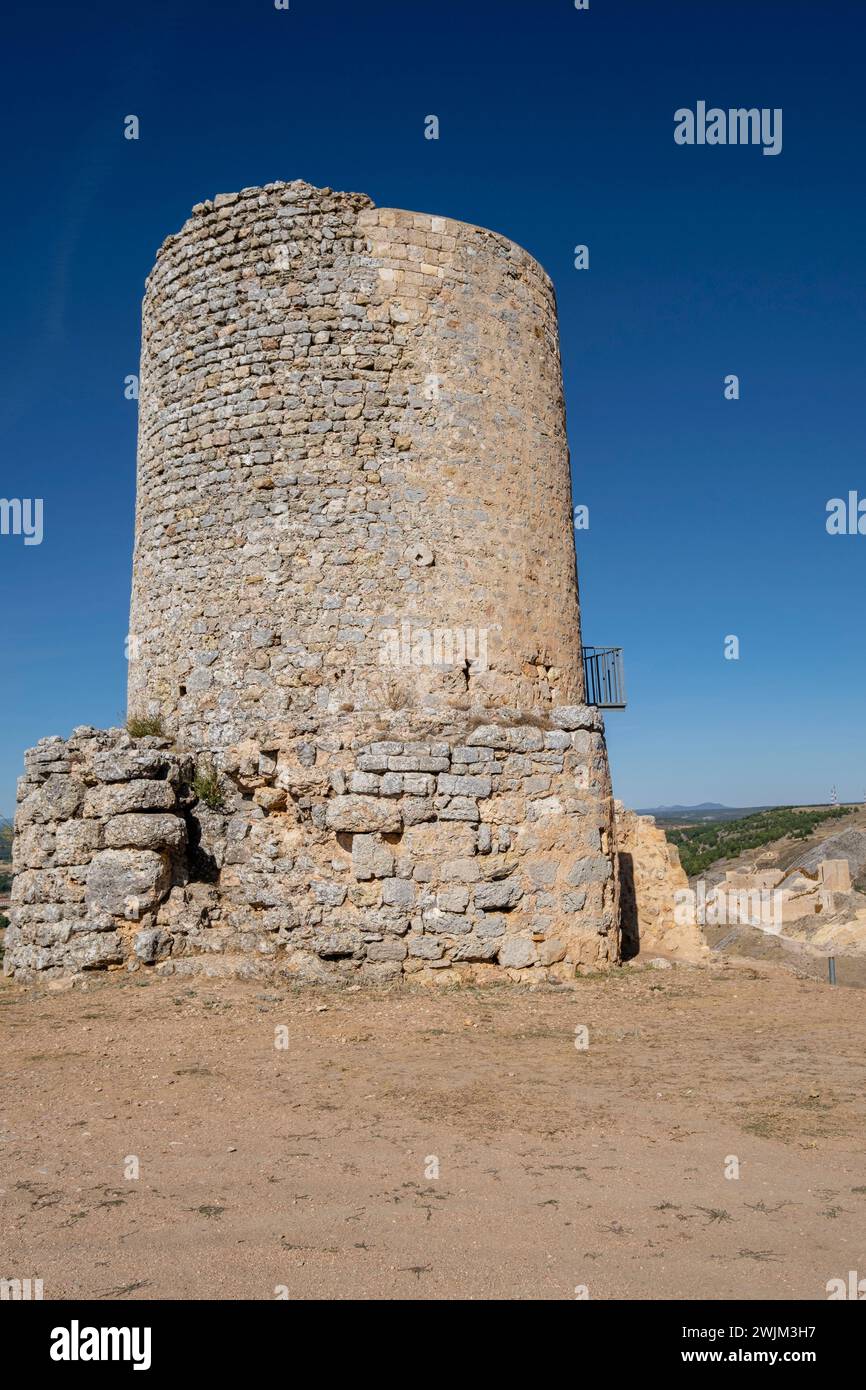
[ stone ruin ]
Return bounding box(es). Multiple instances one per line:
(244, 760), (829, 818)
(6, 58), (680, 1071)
(616, 806), (707, 961)
(720, 859), (851, 928)
(4, 179), (655, 986)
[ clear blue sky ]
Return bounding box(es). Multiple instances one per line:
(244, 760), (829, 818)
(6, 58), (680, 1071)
(2, 0), (865, 818)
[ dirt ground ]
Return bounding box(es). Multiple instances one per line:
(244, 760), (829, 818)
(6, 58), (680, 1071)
(703, 923), (866, 989)
(2, 957), (865, 1302)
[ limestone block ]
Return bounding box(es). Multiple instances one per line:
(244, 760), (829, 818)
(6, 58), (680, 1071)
(104, 814), (187, 853)
(85, 850), (171, 918)
(325, 796), (402, 833)
(366, 939), (408, 962)
(381, 877), (414, 907)
(475, 913), (507, 938)
(254, 786), (287, 812)
(484, 794), (526, 825)
(440, 857), (482, 883)
(313, 929), (362, 958)
(312, 881), (347, 907)
(562, 890), (587, 913)
(407, 935), (444, 959)
(498, 937), (537, 968)
(91, 750), (172, 782)
(67, 931), (125, 970)
(19, 775), (85, 825)
(12, 868), (84, 906)
(423, 909), (472, 935)
(134, 928), (173, 963)
(438, 797), (480, 822)
(537, 938), (567, 965)
(349, 770), (381, 795)
(15, 825), (57, 869)
(85, 780), (177, 818)
(566, 856), (612, 887)
(437, 773), (492, 798)
(452, 938), (499, 962)
(474, 877), (523, 910)
(551, 706), (602, 732)
(437, 885), (469, 913)
(351, 833), (394, 881)
(465, 726), (511, 750)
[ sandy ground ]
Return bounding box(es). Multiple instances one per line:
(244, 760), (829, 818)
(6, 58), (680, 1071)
(1, 958), (865, 1302)
(703, 923), (866, 989)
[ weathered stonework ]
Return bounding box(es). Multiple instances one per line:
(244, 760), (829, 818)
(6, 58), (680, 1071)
(615, 804), (707, 962)
(5, 180), (624, 986)
(5, 729), (190, 978)
(128, 180), (584, 739)
(6, 709), (618, 984)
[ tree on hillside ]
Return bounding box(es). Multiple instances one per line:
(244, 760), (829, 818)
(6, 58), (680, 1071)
(667, 805), (850, 877)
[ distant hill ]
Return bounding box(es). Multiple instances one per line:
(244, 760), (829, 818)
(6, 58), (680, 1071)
(638, 803), (775, 825)
(666, 804), (853, 877)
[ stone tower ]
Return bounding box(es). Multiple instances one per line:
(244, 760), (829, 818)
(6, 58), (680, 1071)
(128, 180), (585, 742)
(6, 182), (620, 985)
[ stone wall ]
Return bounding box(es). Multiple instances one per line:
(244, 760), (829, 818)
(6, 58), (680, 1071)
(5, 180), (624, 988)
(4, 705), (618, 985)
(128, 180), (585, 749)
(5, 729), (190, 978)
(615, 804), (706, 961)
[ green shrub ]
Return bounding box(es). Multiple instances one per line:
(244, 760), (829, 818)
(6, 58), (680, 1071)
(192, 761), (225, 812)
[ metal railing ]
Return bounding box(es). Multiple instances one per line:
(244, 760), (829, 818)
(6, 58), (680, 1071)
(582, 646), (626, 709)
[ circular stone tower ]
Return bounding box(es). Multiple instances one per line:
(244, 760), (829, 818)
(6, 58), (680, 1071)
(4, 182), (621, 988)
(128, 180), (586, 749)
(88, 178), (620, 985)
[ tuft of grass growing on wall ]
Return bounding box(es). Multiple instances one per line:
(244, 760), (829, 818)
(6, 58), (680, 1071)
(127, 713), (165, 738)
(192, 760), (225, 812)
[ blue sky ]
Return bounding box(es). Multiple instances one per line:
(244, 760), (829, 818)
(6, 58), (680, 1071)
(2, 0), (864, 817)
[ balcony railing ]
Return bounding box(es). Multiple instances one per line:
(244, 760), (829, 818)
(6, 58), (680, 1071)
(582, 646), (626, 709)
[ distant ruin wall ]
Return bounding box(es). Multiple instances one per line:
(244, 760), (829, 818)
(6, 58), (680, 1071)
(615, 804), (707, 961)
